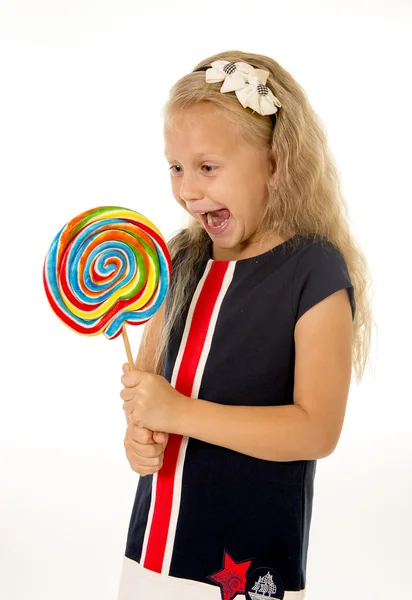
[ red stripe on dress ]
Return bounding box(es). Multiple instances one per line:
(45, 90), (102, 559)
(143, 261), (230, 573)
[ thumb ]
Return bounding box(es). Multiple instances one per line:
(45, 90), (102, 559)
(153, 431), (169, 446)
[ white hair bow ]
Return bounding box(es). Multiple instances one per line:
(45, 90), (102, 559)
(204, 60), (282, 117)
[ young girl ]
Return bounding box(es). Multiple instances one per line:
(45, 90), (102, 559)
(118, 50), (373, 600)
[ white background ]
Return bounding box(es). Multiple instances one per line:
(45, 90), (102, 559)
(1, 1), (411, 598)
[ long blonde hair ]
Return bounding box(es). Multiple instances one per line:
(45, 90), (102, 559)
(151, 49), (375, 384)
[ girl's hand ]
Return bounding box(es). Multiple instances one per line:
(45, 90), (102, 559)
(124, 424), (169, 477)
(120, 363), (189, 433)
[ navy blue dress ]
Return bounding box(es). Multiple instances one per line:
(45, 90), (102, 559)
(118, 234), (356, 600)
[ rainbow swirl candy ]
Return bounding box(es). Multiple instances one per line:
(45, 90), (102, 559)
(43, 206), (172, 340)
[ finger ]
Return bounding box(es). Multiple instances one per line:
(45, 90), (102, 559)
(122, 401), (134, 416)
(124, 433), (163, 458)
(129, 452), (164, 468)
(120, 387), (135, 401)
(122, 363), (129, 373)
(131, 441), (164, 459)
(132, 425), (154, 444)
(121, 371), (142, 388)
(121, 373), (134, 387)
(132, 456), (163, 473)
(153, 431), (167, 444)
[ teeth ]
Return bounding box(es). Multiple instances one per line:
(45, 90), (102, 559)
(207, 213), (228, 228)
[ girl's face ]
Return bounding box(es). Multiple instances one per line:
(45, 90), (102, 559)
(164, 103), (278, 261)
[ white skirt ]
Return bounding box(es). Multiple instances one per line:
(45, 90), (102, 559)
(117, 555), (307, 600)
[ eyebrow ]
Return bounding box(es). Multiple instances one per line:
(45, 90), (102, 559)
(164, 152), (223, 159)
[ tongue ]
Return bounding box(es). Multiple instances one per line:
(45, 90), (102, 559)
(209, 209), (230, 218)
(207, 209), (230, 229)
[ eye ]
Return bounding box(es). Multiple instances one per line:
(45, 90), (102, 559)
(168, 164), (218, 174)
(202, 164), (217, 173)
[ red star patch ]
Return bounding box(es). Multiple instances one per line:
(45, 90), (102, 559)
(207, 549), (252, 600)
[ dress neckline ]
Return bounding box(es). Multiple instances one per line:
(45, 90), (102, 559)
(206, 234), (301, 264)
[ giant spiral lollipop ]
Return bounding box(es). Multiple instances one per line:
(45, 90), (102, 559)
(43, 206), (172, 366)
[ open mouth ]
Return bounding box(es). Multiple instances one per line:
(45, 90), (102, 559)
(199, 209), (231, 234)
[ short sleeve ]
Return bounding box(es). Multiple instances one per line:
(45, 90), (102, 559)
(292, 241), (356, 322)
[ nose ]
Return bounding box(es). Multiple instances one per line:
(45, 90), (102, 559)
(179, 172), (204, 205)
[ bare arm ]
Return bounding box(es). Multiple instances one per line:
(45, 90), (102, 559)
(175, 289), (353, 461)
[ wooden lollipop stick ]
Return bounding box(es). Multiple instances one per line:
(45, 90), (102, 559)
(122, 323), (135, 371)
(122, 323), (138, 427)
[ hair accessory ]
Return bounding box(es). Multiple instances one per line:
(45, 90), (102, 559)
(194, 60), (281, 126)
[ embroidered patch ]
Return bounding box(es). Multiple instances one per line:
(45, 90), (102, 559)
(246, 566), (285, 600)
(207, 548), (253, 600)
